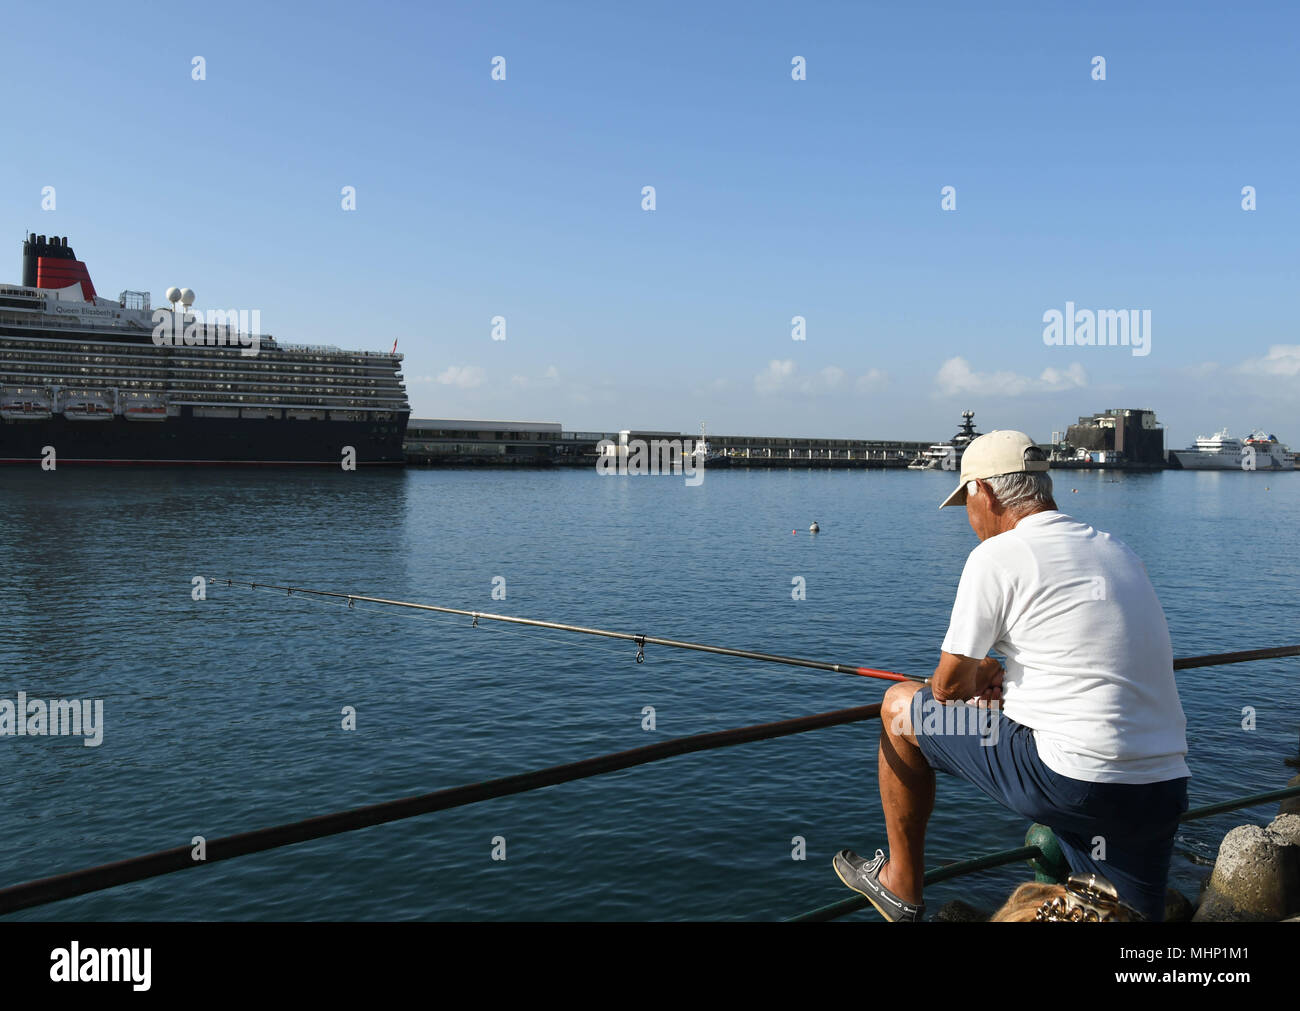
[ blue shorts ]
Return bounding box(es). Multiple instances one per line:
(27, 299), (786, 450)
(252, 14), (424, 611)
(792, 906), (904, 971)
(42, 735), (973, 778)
(909, 686), (1188, 922)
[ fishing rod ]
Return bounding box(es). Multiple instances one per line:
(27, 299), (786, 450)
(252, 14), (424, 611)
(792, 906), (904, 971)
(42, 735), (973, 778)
(217, 578), (924, 684)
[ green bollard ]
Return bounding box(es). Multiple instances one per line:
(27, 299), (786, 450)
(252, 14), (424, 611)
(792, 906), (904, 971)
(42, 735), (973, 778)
(1025, 823), (1070, 883)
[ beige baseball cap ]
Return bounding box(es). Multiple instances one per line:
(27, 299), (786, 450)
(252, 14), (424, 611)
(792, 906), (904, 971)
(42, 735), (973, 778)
(939, 430), (1049, 509)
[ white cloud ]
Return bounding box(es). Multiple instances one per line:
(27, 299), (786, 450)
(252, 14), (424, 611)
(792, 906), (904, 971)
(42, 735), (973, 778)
(855, 368), (887, 392)
(1179, 361), (1221, 378)
(694, 377), (733, 397)
(935, 357), (1087, 397)
(435, 365), (487, 389)
(819, 366), (845, 388)
(509, 365), (561, 389)
(1235, 345), (1300, 377)
(755, 360), (878, 395)
(755, 359), (797, 393)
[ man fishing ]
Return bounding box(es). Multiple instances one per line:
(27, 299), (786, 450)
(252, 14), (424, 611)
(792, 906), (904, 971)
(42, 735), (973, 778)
(833, 430), (1191, 922)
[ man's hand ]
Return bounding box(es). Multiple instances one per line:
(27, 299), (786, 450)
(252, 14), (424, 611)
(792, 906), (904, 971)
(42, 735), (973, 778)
(972, 655), (1005, 704)
(930, 651), (1004, 704)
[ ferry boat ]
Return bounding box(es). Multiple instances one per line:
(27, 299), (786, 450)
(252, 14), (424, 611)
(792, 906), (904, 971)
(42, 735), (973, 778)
(908, 410), (980, 471)
(1171, 429), (1295, 471)
(0, 234), (410, 464)
(1242, 431), (1296, 470)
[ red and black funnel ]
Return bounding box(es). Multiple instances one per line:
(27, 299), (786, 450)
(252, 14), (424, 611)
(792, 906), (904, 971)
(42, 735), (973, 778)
(22, 233), (97, 301)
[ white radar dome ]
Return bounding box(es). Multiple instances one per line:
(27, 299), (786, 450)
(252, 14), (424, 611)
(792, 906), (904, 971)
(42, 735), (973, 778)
(165, 286), (182, 304)
(179, 288), (195, 307)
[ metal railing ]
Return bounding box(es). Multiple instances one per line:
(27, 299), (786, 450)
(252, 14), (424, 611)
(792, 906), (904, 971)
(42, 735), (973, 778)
(0, 645), (1294, 919)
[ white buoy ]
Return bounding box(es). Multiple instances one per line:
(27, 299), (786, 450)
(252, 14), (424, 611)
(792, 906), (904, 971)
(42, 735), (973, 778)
(809, 521), (820, 533)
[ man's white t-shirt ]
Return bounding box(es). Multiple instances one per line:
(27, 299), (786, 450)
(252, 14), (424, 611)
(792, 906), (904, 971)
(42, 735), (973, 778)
(941, 510), (1190, 784)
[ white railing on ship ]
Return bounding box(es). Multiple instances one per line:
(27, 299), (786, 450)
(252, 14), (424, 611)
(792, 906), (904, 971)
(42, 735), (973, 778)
(0, 316), (399, 357)
(273, 342), (399, 358)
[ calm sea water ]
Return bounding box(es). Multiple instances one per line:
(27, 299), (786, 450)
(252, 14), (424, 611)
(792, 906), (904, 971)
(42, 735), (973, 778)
(1, 466), (1297, 921)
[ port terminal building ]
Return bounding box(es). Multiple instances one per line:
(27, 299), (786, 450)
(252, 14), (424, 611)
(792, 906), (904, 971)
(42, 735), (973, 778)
(404, 419), (932, 467)
(403, 419), (564, 464)
(1054, 408), (1165, 467)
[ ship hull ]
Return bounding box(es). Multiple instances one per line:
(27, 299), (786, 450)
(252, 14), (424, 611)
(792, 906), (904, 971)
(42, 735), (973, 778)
(1172, 453), (1242, 470)
(0, 413), (408, 465)
(1172, 451), (1293, 471)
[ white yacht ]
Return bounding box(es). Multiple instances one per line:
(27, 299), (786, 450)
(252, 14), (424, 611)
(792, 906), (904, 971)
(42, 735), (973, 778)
(909, 410), (980, 471)
(1172, 429), (1295, 471)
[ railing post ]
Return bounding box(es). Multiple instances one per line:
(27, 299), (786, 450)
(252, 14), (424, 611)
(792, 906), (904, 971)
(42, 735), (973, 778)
(1025, 823), (1070, 883)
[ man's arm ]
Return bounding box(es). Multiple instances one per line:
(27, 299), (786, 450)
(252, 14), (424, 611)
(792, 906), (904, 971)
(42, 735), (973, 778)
(929, 651), (1004, 704)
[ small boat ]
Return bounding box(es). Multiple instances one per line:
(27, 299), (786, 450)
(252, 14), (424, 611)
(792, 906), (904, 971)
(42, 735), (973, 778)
(692, 423), (731, 468)
(61, 390), (115, 421)
(0, 386), (54, 421)
(121, 393), (170, 422)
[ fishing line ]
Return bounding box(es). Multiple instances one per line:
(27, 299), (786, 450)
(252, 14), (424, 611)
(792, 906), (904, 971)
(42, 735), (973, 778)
(228, 579), (701, 671)
(217, 578), (923, 684)
(219, 573), (762, 660)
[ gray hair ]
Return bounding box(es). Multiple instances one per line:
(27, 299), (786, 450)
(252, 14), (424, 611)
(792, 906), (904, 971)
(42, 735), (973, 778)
(981, 470), (1055, 510)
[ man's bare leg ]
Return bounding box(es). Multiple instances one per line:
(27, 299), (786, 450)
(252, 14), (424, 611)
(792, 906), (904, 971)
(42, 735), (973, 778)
(877, 681), (934, 904)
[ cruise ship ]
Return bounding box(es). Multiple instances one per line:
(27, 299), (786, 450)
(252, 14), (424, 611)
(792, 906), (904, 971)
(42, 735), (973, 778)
(1171, 429), (1295, 471)
(0, 234), (410, 464)
(908, 410), (981, 470)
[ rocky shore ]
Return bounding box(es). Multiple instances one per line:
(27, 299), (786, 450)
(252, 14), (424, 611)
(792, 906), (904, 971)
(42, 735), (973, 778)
(1190, 774), (1300, 923)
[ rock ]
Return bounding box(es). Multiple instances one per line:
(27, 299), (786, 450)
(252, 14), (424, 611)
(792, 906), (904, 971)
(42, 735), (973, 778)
(1164, 887), (1194, 923)
(932, 899), (991, 922)
(1192, 820), (1300, 922)
(1280, 774), (1300, 816)
(1270, 813), (1300, 846)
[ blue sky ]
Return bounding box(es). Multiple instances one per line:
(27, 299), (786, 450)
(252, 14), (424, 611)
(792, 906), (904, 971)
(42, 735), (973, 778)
(2, 0), (1296, 447)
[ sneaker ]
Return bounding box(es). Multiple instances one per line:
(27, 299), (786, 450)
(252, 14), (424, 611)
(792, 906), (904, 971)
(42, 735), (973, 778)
(832, 848), (925, 922)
